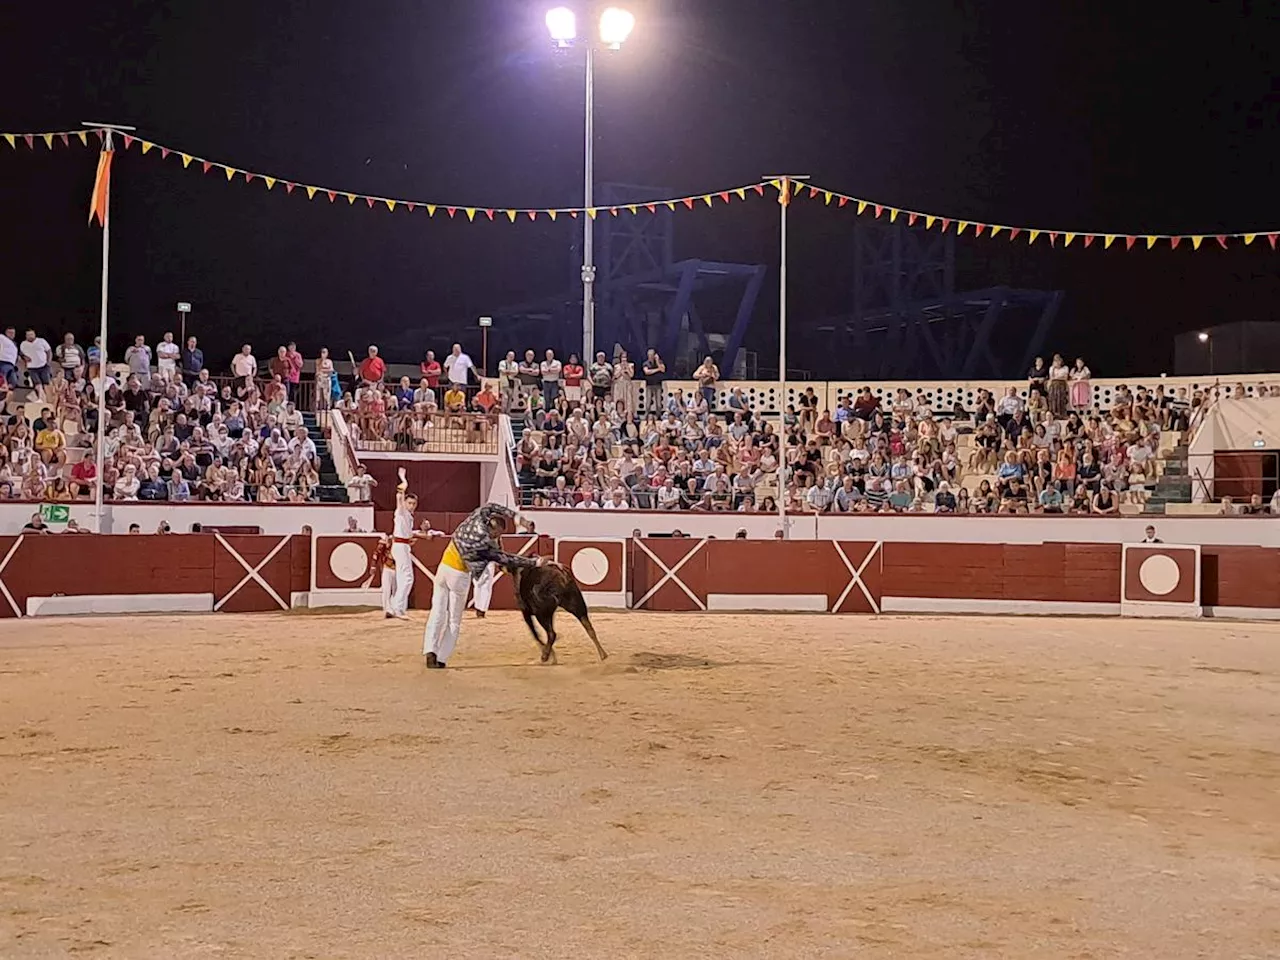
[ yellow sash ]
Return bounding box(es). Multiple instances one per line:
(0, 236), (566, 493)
(440, 541), (467, 572)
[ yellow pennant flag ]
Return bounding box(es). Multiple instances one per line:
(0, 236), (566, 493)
(140, 140), (154, 155)
(224, 166), (236, 181)
(506, 210), (517, 222)
(180, 154), (193, 168)
(1146, 236), (1158, 250)
(1191, 236), (1203, 250)
(587, 208), (598, 220)
(77, 131), (88, 146)
(702, 195), (713, 207)
(665, 201), (676, 212)
(1028, 230), (1041, 245)
(925, 216), (936, 230)
(3, 134), (14, 148)
(769, 179), (783, 195)
(264, 177), (276, 190)
(426, 205), (437, 216)
(889, 208), (900, 223)
(1244, 234), (1257, 245)
(465, 208), (477, 221)
(547, 209), (557, 221)
(304, 186), (317, 200)
(385, 199), (397, 212)
(627, 204), (638, 215)
(42, 133), (54, 149)
(957, 221), (968, 235)
(735, 188), (746, 200)
(990, 225), (1003, 238)
(853, 200), (866, 215)
(1104, 235), (1117, 249)
(824, 191), (833, 205)
(1064, 233), (1075, 247)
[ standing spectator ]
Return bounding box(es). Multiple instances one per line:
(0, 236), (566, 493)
(181, 336), (204, 380)
(420, 350), (442, 390)
(0, 326), (20, 387)
(613, 349), (636, 418)
(56, 333), (84, 379)
(589, 352), (612, 402)
(642, 348), (666, 414)
(1047, 353), (1070, 418)
(125, 335), (152, 388)
(345, 463), (377, 503)
(540, 349), (562, 407)
(359, 345), (386, 385)
(694, 355), (719, 410)
(284, 342), (304, 401)
(562, 353), (585, 405)
(518, 349), (540, 399)
(445, 342), (476, 389)
(156, 332), (180, 382)
(1069, 357), (1092, 411)
(231, 344), (257, 390)
(20, 328), (54, 400)
(269, 346), (291, 392)
(314, 347), (335, 410)
(497, 350), (520, 409)
(86, 336), (103, 379)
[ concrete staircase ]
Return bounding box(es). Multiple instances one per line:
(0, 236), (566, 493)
(1144, 441), (1192, 514)
(301, 412), (348, 503)
(509, 416), (537, 507)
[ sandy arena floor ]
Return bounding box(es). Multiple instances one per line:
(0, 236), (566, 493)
(1, 611), (1278, 959)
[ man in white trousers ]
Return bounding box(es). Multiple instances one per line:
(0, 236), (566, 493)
(423, 503), (542, 668)
(389, 469), (418, 619)
(472, 563), (495, 618)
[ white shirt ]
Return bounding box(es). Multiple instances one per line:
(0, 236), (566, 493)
(393, 506), (414, 538)
(20, 337), (52, 369)
(157, 341), (180, 366)
(445, 352), (474, 385)
(540, 359), (562, 382)
(232, 353), (256, 378)
(0, 333), (17, 365)
(126, 344), (151, 374)
(345, 474), (374, 503)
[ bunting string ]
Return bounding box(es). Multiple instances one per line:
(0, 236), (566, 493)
(3, 126), (1278, 250)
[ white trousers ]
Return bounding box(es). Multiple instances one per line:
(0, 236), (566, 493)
(423, 564), (471, 663)
(472, 563), (496, 613)
(390, 543), (415, 617)
(380, 566), (396, 614)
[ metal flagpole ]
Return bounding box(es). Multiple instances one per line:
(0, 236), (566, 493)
(83, 121), (135, 534)
(765, 174), (809, 539)
(581, 43), (597, 364)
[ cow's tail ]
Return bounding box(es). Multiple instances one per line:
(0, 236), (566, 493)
(563, 582), (608, 662)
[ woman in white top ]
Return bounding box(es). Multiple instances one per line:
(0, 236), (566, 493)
(315, 347), (335, 411)
(156, 332), (180, 382)
(612, 349), (636, 419)
(1047, 353), (1070, 418)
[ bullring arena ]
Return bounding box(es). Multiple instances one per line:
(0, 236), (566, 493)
(2, 532), (1279, 958)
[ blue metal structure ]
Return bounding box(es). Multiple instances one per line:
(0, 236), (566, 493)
(490, 183), (767, 374)
(813, 221), (1063, 379)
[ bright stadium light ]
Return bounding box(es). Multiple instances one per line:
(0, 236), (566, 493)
(546, 7), (577, 44)
(1197, 331), (1210, 343)
(599, 7), (635, 47)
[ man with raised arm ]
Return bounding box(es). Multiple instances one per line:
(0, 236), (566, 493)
(423, 503), (543, 669)
(388, 468), (419, 619)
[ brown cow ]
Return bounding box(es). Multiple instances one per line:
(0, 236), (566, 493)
(505, 560), (608, 665)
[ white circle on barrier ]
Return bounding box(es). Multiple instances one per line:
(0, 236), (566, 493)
(1138, 554), (1180, 596)
(570, 547), (610, 586)
(330, 542), (370, 583)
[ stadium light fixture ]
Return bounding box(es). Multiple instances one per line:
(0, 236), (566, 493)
(599, 7), (636, 48)
(546, 7), (577, 45)
(1197, 331), (1210, 343)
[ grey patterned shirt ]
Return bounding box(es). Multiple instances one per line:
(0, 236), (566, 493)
(452, 504), (539, 579)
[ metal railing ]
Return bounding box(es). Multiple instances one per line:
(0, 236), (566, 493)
(350, 411), (500, 455)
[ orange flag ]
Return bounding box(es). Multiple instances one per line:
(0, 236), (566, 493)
(88, 148), (113, 226)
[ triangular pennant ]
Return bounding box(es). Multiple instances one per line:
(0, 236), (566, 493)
(1216, 235), (1228, 249)
(305, 186), (318, 200)
(874, 205), (884, 218)
(808, 186), (819, 199)
(59, 132), (69, 146)
(243, 172), (254, 184)
(546, 209), (556, 221)
(446, 207), (457, 218)
(3, 134), (14, 148)
(940, 219), (951, 232)
(857, 201), (868, 215)
(925, 216), (936, 230)
(1028, 230), (1040, 245)
(569, 210), (578, 218)
(484, 209), (495, 221)
(465, 208), (477, 221)
(682, 198), (695, 210)
(610, 207), (619, 216)
(975, 223), (986, 237)
(407, 202), (415, 212)
(588, 208), (599, 219)
(181, 154), (193, 168)
(345, 193), (356, 204)
(908, 213), (918, 227)
(265, 177), (276, 190)
(506, 210), (517, 222)
(838, 196), (849, 207)
(42, 133), (54, 149)
(753, 184), (765, 196)
(202, 160), (212, 174)
(645, 203), (656, 213)
(140, 140), (154, 154)
(1191, 236), (1203, 250)
(385, 199), (397, 212)
(701, 195), (713, 207)
(426, 204), (437, 216)
(160, 146), (169, 159)
(1063, 233), (1075, 246)
(1146, 236), (1157, 250)
(889, 208), (900, 223)
(665, 202), (676, 212)
(76, 131), (88, 146)
(1009, 228), (1021, 241)
(365, 197), (375, 208)
(1124, 236), (1136, 250)
(285, 182), (296, 194)
(735, 188), (746, 201)
(769, 179), (783, 194)
(1268, 234), (1278, 250)
(990, 225), (1003, 238)
(957, 221), (968, 235)
(719, 192), (730, 204)
(224, 166), (236, 181)
(1170, 237), (1182, 250)
(1082, 234), (1094, 248)
(527, 210), (537, 221)
(1104, 235), (1116, 249)
(121, 135), (133, 150)
(1244, 234), (1257, 245)
(23, 134), (33, 148)
(1049, 232), (1058, 245)
(627, 204), (638, 215)
(824, 191), (833, 205)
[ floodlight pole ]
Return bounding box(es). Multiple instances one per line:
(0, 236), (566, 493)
(83, 120), (137, 534)
(581, 43), (597, 365)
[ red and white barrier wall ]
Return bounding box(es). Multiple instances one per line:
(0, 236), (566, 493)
(0, 534), (1273, 620)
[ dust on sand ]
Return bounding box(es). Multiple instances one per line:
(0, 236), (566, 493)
(1, 612), (1278, 959)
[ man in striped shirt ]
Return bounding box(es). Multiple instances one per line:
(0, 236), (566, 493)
(423, 503), (542, 669)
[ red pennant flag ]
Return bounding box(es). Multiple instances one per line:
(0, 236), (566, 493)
(1125, 236), (1136, 250)
(244, 172), (254, 184)
(446, 207), (457, 218)
(481, 209), (491, 220)
(94, 129), (105, 142)
(974, 223), (985, 237)
(1216, 235), (1228, 249)
(160, 147), (169, 159)
(753, 184), (765, 196)
(940, 219), (951, 232)
(285, 182), (295, 194)
(23, 135), (33, 149)
(874, 205), (883, 218)
(645, 203), (656, 213)
(807, 187), (818, 199)
(365, 197), (375, 208)
(88, 148), (112, 227)
(1048, 233), (1058, 246)
(908, 213), (918, 226)
(1268, 234), (1278, 250)
(569, 211), (578, 219)
(610, 207), (619, 216)
(121, 135), (133, 150)
(1009, 228), (1021, 241)
(1170, 237), (1182, 250)
(838, 197), (848, 208)
(719, 191), (730, 204)
(527, 211), (537, 221)
(201, 161), (212, 174)
(59, 133), (69, 147)
(1083, 235), (1095, 248)
(681, 198), (693, 210)
(327, 191), (337, 203)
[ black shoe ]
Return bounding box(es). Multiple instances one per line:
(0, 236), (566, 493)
(385, 613), (394, 619)
(475, 610), (486, 619)
(424, 652), (446, 669)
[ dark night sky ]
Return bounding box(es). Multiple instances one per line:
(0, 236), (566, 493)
(1, 0), (1278, 378)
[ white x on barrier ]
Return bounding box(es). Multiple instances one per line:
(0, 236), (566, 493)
(633, 537), (708, 610)
(831, 541), (883, 614)
(0, 535), (26, 618)
(215, 534), (291, 612)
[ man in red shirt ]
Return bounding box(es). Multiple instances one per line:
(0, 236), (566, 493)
(420, 350), (441, 389)
(284, 341), (304, 400)
(359, 345), (386, 385)
(69, 450), (98, 499)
